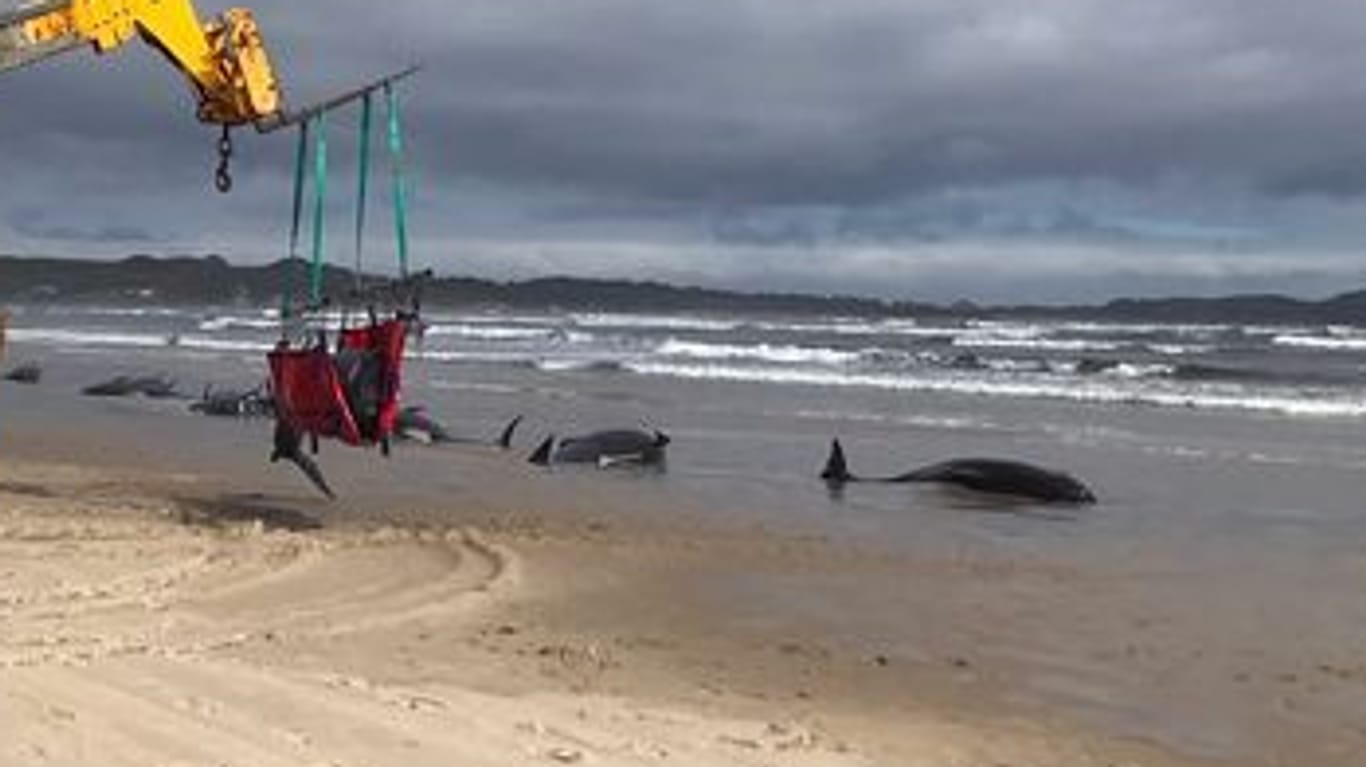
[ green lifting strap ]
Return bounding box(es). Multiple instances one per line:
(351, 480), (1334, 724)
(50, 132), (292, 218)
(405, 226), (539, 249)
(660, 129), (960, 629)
(353, 93), (373, 293)
(385, 83), (411, 279)
(309, 112), (329, 307)
(283, 120), (310, 320)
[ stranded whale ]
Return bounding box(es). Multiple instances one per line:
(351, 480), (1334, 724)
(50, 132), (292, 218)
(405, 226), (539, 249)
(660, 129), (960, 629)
(821, 439), (1096, 505)
(82, 374), (182, 399)
(395, 407), (522, 449)
(529, 428), (670, 468)
(3, 363), (41, 385)
(190, 385), (274, 417)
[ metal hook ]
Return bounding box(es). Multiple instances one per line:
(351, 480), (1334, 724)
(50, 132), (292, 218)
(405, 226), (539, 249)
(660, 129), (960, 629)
(214, 125), (234, 193)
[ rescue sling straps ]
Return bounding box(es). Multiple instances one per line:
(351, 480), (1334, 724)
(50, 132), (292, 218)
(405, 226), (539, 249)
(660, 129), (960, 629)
(268, 78), (415, 453)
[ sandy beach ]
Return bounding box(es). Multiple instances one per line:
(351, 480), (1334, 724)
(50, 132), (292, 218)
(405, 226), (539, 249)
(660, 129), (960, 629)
(0, 450), (1241, 767)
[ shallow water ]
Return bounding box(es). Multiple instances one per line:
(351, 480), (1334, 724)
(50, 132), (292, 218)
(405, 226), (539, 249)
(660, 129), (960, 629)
(2, 305), (1365, 763)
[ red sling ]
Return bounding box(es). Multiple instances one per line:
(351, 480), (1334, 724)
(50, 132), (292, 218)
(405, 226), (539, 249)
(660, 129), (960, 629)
(268, 318), (407, 448)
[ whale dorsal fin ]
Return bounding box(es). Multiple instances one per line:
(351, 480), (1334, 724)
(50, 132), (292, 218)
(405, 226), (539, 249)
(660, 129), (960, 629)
(820, 438), (853, 484)
(529, 435), (556, 465)
(498, 416), (523, 450)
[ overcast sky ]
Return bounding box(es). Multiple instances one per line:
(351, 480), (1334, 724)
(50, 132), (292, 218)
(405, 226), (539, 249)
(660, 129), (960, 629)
(6, 0), (1366, 303)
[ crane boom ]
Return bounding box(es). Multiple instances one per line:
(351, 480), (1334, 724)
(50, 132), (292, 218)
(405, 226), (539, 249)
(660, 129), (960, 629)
(2, 1), (415, 191)
(1, 0), (281, 126)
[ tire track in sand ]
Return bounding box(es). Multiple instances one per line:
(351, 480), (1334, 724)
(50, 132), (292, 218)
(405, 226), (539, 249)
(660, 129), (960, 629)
(0, 484), (514, 669)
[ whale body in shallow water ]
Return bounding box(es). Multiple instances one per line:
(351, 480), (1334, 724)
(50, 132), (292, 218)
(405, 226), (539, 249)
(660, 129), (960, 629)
(190, 385), (274, 417)
(3, 363), (41, 385)
(394, 407), (522, 449)
(529, 428), (670, 468)
(82, 374), (182, 399)
(820, 439), (1096, 505)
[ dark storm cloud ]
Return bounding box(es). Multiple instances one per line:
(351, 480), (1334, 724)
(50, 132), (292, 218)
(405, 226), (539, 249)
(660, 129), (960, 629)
(6, 0), (1366, 301)
(365, 0), (1366, 204)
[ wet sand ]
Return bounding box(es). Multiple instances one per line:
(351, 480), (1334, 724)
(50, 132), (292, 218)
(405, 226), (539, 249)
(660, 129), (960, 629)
(3, 355), (1366, 765)
(0, 444), (1242, 767)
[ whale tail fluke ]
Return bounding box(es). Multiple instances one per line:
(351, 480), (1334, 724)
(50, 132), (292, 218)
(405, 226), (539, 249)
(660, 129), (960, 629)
(271, 420), (336, 499)
(529, 435), (556, 466)
(497, 416), (524, 450)
(820, 438), (853, 485)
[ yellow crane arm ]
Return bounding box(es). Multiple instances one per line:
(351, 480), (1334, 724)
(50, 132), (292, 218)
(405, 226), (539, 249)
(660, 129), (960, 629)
(1, 0), (281, 127)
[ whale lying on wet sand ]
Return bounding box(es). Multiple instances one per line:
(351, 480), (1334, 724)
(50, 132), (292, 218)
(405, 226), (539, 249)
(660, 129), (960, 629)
(821, 439), (1096, 505)
(3, 363), (41, 385)
(82, 374), (182, 399)
(395, 407), (522, 449)
(529, 428), (671, 468)
(190, 385), (275, 417)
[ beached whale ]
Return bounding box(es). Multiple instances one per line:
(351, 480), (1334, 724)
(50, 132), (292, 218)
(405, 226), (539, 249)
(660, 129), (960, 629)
(3, 363), (41, 385)
(820, 439), (1096, 505)
(395, 407), (522, 449)
(529, 428), (671, 468)
(82, 374), (182, 399)
(190, 385), (275, 417)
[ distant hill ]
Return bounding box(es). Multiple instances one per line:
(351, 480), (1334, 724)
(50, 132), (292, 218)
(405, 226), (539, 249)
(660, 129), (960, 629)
(0, 254), (940, 317)
(2, 254), (1366, 324)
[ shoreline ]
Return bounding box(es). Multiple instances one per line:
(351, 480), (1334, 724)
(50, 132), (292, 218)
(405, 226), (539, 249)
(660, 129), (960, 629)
(0, 447), (1229, 767)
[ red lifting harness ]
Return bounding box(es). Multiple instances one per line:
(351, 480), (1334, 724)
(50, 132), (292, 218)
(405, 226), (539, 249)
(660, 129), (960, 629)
(268, 79), (419, 476)
(268, 318), (408, 448)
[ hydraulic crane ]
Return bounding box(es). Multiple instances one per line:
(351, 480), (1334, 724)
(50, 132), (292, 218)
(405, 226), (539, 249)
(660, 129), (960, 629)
(1, 0), (416, 191)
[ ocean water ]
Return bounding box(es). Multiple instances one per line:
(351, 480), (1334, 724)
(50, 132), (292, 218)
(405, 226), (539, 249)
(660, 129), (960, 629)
(3, 303), (1365, 762)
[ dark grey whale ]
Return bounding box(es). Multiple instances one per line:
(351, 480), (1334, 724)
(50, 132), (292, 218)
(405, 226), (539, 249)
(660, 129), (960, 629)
(821, 439), (1096, 505)
(395, 407), (521, 449)
(83, 374), (182, 399)
(3, 363), (41, 385)
(529, 428), (670, 468)
(270, 420), (335, 499)
(190, 385), (275, 417)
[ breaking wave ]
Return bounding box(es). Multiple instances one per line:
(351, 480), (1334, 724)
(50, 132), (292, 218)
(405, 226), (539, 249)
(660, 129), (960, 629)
(623, 362), (1366, 418)
(655, 339), (861, 366)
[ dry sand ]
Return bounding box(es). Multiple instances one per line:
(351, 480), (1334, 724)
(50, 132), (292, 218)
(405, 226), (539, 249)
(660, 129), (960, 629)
(0, 459), (1227, 767)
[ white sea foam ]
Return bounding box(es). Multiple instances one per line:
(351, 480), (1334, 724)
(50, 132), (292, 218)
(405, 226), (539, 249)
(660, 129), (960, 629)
(7, 328), (173, 348)
(198, 316), (279, 332)
(980, 357), (1052, 373)
(656, 339), (860, 365)
(623, 361), (1366, 418)
(425, 323), (561, 341)
(953, 335), (1122, 352)
(1055, 321), (1231, 337)
(536, 358), (626, 373)
(570, 313), (741, 332)
(1105, 362), (1176, 379)
(1148, 343), (1215, 356)
(1273, 334), (1366, 351)
(44, 306), (189, 319)
(752, 318), (956, 338)
(176, 336), (276, 353)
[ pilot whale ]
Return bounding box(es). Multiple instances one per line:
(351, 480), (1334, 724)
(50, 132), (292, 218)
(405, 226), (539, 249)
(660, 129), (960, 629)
(395, 407), (522, 449)
(82, 374), (182, 399)
(3, 363), (41, 385)
(529, 428), (670, 468)
(270, 420), (335, 499)
(191, 385), (274, 417)
(821, 439), (1096, 505)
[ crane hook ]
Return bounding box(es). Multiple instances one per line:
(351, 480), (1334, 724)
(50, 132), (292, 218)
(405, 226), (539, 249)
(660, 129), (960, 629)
(215, 125), (234, 193)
